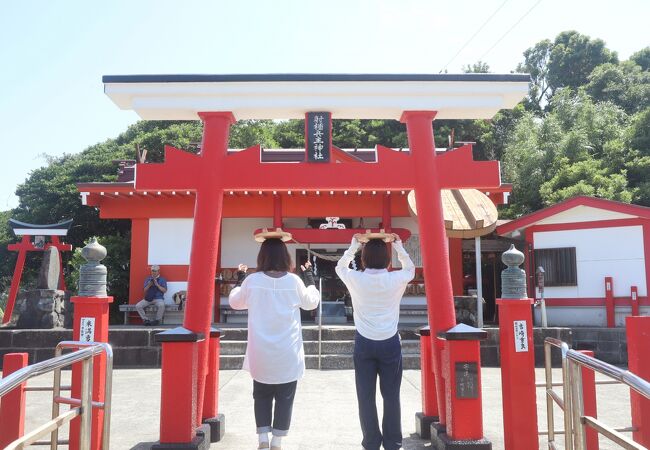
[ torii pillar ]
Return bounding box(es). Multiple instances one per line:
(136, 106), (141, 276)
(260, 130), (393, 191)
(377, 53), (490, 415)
(139, 112), (233, 446)
(401, 111), (463, 430)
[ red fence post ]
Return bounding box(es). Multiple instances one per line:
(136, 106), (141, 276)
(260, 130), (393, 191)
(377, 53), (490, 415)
(153, 327), (208, 448)
(201, 327), (225, 442)
(631, 286), (640, 317)
(415, 326), (439, 439)
(605, 277), (615, 327)
(626, 316), (650, 447)
(433, 324), (491, 449)
(578, 350), (599, 450)
(69, 295), (113, 450)
(0, 353), (29, 448)
(497, 298), (539, 450)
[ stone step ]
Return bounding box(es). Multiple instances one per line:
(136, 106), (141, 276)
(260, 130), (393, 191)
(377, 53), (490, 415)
(219, 354), (422, 371)
(219, 327), (421, 342)
(219, 340), (421, 356)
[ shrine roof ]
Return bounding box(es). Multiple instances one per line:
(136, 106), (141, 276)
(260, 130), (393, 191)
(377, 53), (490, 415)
(103, 73), (530, 121)
(496, 196), (650, 237)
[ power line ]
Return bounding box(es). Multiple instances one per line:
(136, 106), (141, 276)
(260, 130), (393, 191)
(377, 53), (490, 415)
(480, 0), (543, 61)
(439, 0), (509, 73)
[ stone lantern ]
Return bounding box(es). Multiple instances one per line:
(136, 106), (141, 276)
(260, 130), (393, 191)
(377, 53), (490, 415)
(78, 238), (108, 297)
(500, 244), (527, 299)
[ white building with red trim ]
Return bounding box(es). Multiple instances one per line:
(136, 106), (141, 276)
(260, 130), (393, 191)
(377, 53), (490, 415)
(497, 196), (650, 326)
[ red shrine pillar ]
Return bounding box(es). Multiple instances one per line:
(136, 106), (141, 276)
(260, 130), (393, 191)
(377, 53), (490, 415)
(497, 245), (538, 450)
(0, 353), (29, 448)
(415, 326), (439, 439)
(156, 112), (233, 445)
(627, 316), (650, 446)
(401, 111), (456, 428)
(201, 328), (224, 442)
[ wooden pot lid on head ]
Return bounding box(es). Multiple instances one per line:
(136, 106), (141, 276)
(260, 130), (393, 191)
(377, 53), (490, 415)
(254, 227), (293, 242)
(407, 189), (498, 238)
(355, 229), (395, 243)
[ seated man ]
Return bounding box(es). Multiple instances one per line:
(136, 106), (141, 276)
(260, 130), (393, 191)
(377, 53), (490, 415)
(135, 265), (168, 326)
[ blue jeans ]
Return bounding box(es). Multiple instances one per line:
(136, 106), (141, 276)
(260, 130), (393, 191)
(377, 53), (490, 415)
(253, 380), (297, 436)
(354, 331), (403, 450)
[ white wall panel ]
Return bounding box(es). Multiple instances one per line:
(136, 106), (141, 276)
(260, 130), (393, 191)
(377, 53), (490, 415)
(577, 260), (646, 297)
(163, 281), (187, 305)
(392, 217), (420, 233)
(220, 218), (273, 267)
(536, 205), (634, 225)
(534, 226), (646, 297)
(148, 219), (194, 265)
(534, 306), (650, 327)
(538, 286), (578, 298)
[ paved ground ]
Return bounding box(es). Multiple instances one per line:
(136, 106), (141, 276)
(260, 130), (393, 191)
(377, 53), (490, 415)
(16, 368), (634, 449)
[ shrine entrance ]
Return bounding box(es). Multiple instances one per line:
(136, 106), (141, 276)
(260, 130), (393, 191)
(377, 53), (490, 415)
(101, 73), (529, 447)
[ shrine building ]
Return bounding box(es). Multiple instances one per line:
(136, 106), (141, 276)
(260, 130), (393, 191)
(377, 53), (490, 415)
(497, 195), (650, 326)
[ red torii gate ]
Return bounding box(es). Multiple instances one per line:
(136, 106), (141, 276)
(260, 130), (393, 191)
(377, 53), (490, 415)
(103, 73), (529, 447)
(3, 219), (73, 324)
(137, 113), (499, 441)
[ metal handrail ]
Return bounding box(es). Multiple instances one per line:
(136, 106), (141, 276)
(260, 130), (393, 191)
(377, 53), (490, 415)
(318, 277), (323, 370)
(54, 341), (114, 450)
(566, 349), (650, 399)
(566, 348), (649, 450)
(0, 346), (100, 396)
(542, 337), (649, 450)
(0, 341), (113, 450)
(543, 337), (573, 450)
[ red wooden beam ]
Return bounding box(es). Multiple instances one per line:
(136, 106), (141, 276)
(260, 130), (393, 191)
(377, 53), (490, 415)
(135, 143), (501, 193)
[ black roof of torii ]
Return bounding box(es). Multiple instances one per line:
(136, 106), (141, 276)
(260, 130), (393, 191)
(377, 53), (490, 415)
(8, 218), (73, 236)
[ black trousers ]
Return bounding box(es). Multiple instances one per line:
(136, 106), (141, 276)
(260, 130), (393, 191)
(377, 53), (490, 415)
(354, 331), (403, 450)
(253, 380), (297, 436)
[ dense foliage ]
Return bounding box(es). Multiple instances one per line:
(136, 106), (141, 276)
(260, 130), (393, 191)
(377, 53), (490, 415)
(1, 31), (648, 322)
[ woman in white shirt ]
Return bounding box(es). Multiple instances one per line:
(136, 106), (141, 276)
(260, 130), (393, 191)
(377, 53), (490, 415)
(335, 233), (415, 450)
(229, 232), (320, 450)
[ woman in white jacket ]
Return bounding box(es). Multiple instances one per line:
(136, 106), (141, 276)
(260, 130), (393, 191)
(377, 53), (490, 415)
(335, 232), (415, 450)
(229, 231), (319, 450)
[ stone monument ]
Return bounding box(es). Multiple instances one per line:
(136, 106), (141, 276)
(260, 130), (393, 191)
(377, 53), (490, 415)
(16, 247), (67, 328)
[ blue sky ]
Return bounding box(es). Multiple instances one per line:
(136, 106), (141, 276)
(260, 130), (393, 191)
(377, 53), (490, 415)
(1, 0), (648, 211)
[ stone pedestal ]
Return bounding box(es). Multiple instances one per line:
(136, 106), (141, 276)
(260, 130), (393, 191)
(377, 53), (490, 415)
(16, 289), (66, 328)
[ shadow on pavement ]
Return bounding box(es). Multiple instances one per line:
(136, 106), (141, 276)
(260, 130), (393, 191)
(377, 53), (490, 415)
(403, 434), (433, 449)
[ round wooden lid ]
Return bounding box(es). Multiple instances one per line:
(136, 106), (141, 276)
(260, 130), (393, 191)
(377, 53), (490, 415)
(355, 229), (395, 243)
(254, 227), (293, 242)
(408, 189), (498, 238)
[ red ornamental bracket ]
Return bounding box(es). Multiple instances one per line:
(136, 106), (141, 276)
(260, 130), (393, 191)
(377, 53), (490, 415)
(4, 219), (73, 324)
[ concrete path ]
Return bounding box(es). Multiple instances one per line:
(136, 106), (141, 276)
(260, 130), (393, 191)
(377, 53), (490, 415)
(18, 368), (633, 449)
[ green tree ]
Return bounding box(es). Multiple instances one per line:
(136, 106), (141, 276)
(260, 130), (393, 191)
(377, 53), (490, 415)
(463, 61), (490, 73)
(585, 61), (650, 114)
(547, 31), (618, 92)
(516, 39), (553, 111)
(5, 120), (203, 319)
(630, 47), (650, 71)
(230, 120), (279, 148)
(539, 158), (632, 204)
